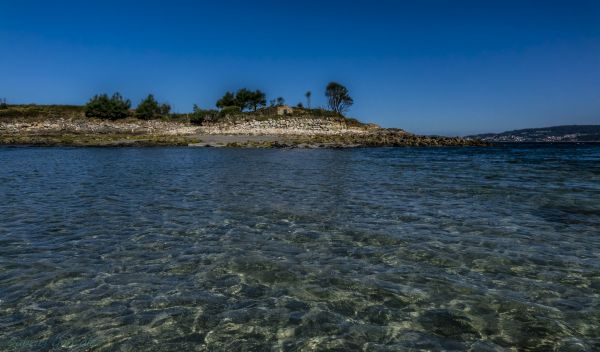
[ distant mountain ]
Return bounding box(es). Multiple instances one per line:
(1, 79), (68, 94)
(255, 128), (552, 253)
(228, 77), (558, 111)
(467, 125), (600, 142)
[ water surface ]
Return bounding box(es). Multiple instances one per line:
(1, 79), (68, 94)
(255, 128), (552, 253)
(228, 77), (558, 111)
(1, 145), (599, 351)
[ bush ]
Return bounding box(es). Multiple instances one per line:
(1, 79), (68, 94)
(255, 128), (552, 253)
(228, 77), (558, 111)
(190, 104), (218, 125)
(85, 93), (131, 120)
(159, 103), (171, 116)
(344, 117), (364, 127)
(135, 94), (171, 120)
(219, 106), (241, 117)
(0, 98), (7, 110)
(303, 108), (340, 117)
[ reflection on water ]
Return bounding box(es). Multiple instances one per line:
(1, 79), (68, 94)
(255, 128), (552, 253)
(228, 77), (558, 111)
(0, 145), (599, 351)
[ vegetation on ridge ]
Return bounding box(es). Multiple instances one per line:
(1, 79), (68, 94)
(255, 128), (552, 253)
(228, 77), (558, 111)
(0, 104), (84, 119)
(1, 82), (357, 125)
(84, 93), (131, 120)
(216, 89), (266, 111)
(0, 83), (493, 148)
(135, 94), (171, 120)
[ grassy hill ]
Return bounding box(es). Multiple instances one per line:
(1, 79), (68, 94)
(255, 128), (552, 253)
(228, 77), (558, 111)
(0, 104), (85, 120)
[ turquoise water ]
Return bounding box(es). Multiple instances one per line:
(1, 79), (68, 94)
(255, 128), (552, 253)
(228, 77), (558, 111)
(0, 145), (599, 351)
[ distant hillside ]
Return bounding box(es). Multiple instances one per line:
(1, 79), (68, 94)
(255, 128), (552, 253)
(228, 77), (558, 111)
(468, 125), (600, 142)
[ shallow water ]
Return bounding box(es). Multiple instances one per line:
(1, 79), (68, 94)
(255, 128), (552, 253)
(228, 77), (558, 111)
(0, 145), (599, 351)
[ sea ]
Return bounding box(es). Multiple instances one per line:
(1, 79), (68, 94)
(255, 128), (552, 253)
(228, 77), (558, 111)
(0, 144), (599, 351)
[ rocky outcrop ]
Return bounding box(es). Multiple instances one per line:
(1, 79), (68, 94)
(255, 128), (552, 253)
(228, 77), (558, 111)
(0, 110), (486, 147)
(0, 118), (199, 136)
(197, 117), (380, 136)
(0, 115), (380, 137)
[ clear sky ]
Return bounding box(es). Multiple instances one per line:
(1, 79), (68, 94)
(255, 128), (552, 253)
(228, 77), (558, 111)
(1, 0), (599, 135)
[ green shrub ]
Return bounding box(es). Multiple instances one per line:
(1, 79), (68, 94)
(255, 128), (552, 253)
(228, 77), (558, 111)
(344, 117), (364, 127)
(85, 93), (131, 120)
(219, 106), (241, 117)
(0, 104), (85, 119)
(135, 94), (171, 120)
(303, 108), (340, 117)
(159, 103), (171, 116)
(190, 105), (218, 125)
(164, 113), (188, 122)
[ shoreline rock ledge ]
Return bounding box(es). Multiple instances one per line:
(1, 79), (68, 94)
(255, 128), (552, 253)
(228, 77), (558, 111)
(0, 109), (487, 147)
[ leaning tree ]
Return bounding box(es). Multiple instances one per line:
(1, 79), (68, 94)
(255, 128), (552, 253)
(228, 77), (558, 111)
(325, 82), (353, 115)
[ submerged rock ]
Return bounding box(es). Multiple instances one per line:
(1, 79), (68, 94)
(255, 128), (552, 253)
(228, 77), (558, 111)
(418, 309), (480, 339)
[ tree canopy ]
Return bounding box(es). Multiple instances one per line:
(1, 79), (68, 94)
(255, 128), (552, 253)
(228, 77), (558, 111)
(216, 91), (236, 109)
(325, 82), (353, 115)
(216, 89), (266, 111)
(234, 89), (254, 111)
(84, 93), (131, 120)
(135, 94), (171, 120)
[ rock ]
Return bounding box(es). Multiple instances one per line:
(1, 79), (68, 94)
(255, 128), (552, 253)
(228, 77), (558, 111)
(418, 309), (480, 339)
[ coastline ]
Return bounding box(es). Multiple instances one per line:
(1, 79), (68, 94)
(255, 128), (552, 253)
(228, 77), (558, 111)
(0, 107), (487, 148)
(0, 130), (487, 148)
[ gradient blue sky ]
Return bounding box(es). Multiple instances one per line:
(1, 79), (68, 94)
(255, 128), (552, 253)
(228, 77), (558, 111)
(1, 0), (599, 135)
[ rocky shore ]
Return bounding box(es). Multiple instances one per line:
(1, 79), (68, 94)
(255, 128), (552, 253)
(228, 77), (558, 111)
(0, 106), (487, 147)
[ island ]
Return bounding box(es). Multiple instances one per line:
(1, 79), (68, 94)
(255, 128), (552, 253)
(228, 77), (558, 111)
(0, 84), (486, 148)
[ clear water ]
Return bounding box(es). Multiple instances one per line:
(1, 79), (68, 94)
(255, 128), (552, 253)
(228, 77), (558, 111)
(0, 145), (599, 351)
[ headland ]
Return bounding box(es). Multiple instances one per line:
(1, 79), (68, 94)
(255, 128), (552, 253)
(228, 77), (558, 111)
(0, 104), (486, 148)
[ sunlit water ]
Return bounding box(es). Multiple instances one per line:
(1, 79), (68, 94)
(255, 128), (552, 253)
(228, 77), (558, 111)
(1, 145), (599, 351)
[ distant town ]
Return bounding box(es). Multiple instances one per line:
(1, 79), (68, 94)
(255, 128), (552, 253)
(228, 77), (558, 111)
(468, 125), (600, 143)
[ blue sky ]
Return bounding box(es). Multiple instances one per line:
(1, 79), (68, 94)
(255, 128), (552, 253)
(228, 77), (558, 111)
(1, 0), (599, 135)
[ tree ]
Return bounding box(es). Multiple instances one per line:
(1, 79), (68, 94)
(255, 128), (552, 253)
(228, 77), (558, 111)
(85, 92), (131, 120)
(305, 91), (311, 108)
(0, 98), (7, 109)
(236, 89), (265, 111)
(216, 91), (236, 109)
(276, 97), (285, 106)
(159, 103), (171, 116)
(233, 88), (253, 111)
(325, 82), (353, 115)
(217, 88), (266, 111)
(248, 90), (266, 111)
(135, 94), (170, 120)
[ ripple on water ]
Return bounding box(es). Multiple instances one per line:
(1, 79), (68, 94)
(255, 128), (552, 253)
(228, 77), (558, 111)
(0, 145), (599, 351)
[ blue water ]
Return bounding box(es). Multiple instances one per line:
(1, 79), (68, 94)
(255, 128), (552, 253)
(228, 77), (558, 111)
(0, 145), (599, 351)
